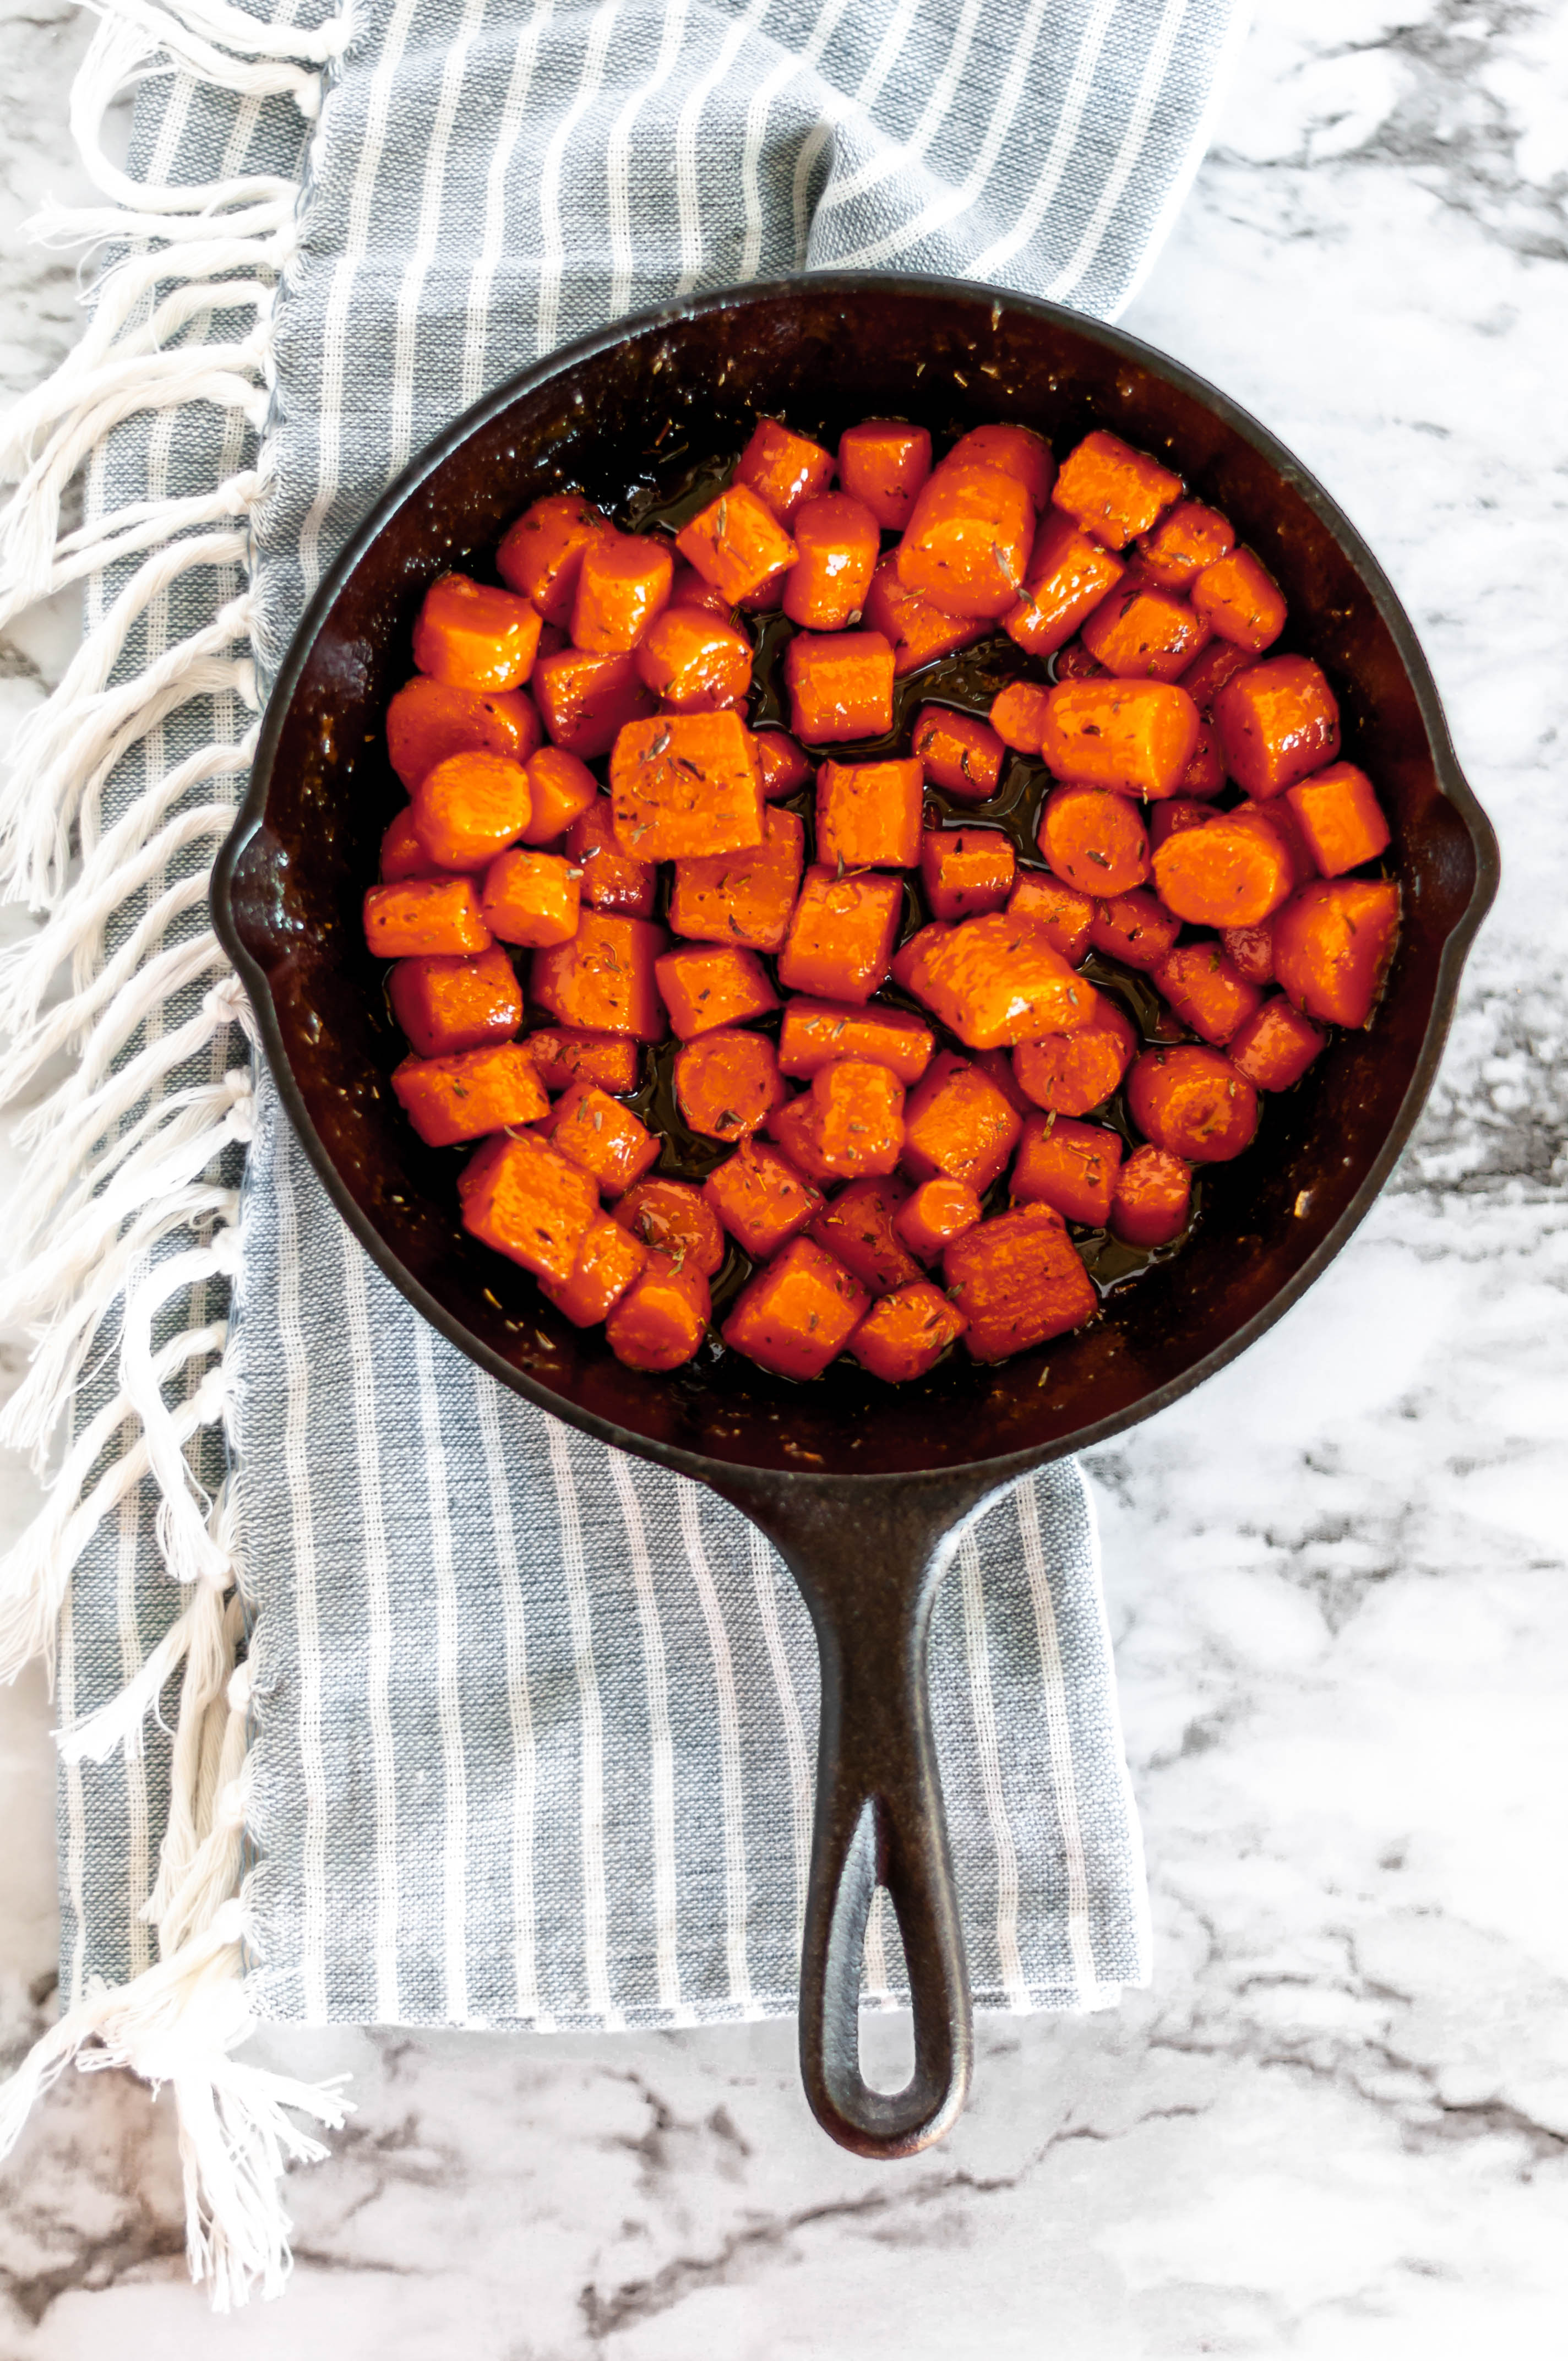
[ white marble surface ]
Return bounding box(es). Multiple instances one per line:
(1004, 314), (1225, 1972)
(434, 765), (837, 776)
(2, 0), (1567, 2347)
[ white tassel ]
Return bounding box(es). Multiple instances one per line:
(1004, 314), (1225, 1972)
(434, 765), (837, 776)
(4, 470), (265, 621)
(69, 13), (316, 214)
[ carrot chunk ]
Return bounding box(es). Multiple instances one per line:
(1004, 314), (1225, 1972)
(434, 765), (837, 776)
(654, 942), (778, 1040)
(520, 745), (598, 844)
(837, 420), (932, 531)
(944, 423), (1054, 508)
(1152, 940), (1265, 1046)
(1050, 429), (1182, 551)
(479, 847), (580, 949)
(570, 531), (674, 652)
(1178, 721), (1226, 799)
(386, 676), (542, 791)
(1037, 784), (1151, 897)
(497, 492), (608, 624)
(379, 807), (440, 882)
(389, 946), (522, 1057)
(920, 828), (1015, 922)
(889, 918), (951, 996)
(1151, 813), (1295, 928)
(1177, 638), (1257, 712)
(666, 558), (734, 619)
(912, 706), (1005, 802)
(907, 909), (1095, 1049)
(413, 572), (542, 693)
(1284, 761), (1391, 877)
(677, 481), (798, 603)
(542, 1079), (660, 1195)
(411, 747), (531, 869)
(735, 417), (835, 522)
(1272, 877), (1401, 1028)
(1214, 655), (1341, 799)
(775, 1058), (906, 1182)
(634, 606), (753, 711)
(364, 877), (492, 960)
(1081, 578), (1212, 682)
(753, 730), (814, 801)
(721, 1234), (868, 1380)
(1086, 888), (1180, 972)
(1134, 500), (1234, 590)
(809, 1176), (920, 1297)
(561, 794), (655, 917)
(668, 807), (804, 953)
(783, 628), (896, 744)
(901, 1051), (1022, 1190)
(776, 998), (934, 1087)
(532, 645), (657, 758)
(1191, 546), (1287, 653)
(1109, 1144), (1191, 1247)
(1053, 641), (1110, 683)
(614, 1176), (726, 1275)
(531, 910), (667, 1040)
(1040, 679), (1200, 800)
(864, 553), (990, 677)
(1155, 794), (1222, 850)
(1232, 796), (1313, 891)
(1012, 1113), (1123, 1226)
(704, 1138), (823, 1260)
(897, 461), (1032, 619)
(815, 757), (924, 869)
(850, 1281), (967, 1383)
(458, 1129), (599, 1282)
(539, 1214), (648, 1326)
(674, 1027), (786, 1141)
(525, 1026), (641, 1096)
(1003, 510), (1125, 657)
(776, 866), (903, 1003)
(894, 1176), (982, 1262)
(989, 679), (1053, 757)
(610, 710), (764, 862)
(944, 1204), (1097, 1360)
(782, 493), (881, 631)
(1227, 995), (1326, 1090)
(1220, 920), (1276, 986)
(390, 1039), (548, 1146)
(606, 1258), (711, 1370)
(1126, 1045), (1259, 1162)
(1012, 991), (1137, 1116)
(1006, 872), (1095, 964)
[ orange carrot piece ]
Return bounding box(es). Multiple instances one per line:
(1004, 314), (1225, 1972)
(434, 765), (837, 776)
(1177, 638), (1257, 712)
(863, 552), (990, 677)
(388, 946), (522, 1057)
(480, 847), (580, 948)
(911, 705), (1005, 801)
(458, 1129), (599, 1282)
(634, 606), (753, 711)
(1151, 814), (1295, 928)
(668, 807), (804, 953)
(906, 910), (1095, 1050)
(364, 877), (492, 960)
(1152, 940), (1265, 1046)
(676, 481), (798, 603)
(1227, 995), (1326, 1090)
(1006, 872), (1095, 964)
(837, 420), (932, 530)
(542, 1080), (661, 1196)
(782, 493), (880, 631)
(1148, 799), (1219, 854)
(525, 1026), (641, 1096)
(390, 1039), (548, 1147)
(1134, 500), (1234, 589)
(1272, 876), (1400, 1028)
(894, 1175), (982, 1263)
(1179, 721), (1226, 799)
(1081, 577), (1212, 682)
(531, 910), (667, 1040)
(1284, 761), (1391, 877)
(1126, 1045), (1259, 1162)
(379, 807), (440, 882)
(614, 1176), (726, 1275)
(735, 417), (835, 521)
(1232, 795), (1314, 891)
(850, 1281), (967, 1382)
(943, 423), (1054, 508)
(1040, 679), (1200, 799)
(752, 730), (814, 801)
(1220, 920), (1276, 986)
(703, 1138), (823, 1260)
(943, 1203), (1097, 1361)
(1109, 1144), (1191, 1247)
(674, 1027), (786, 1141)
(564, 794), (657, 917)
(721, 1234), (868, 1380)
(519, 745), (598, 844)
(539, 1214), (649, 1326)
(497, 492), (608, 624)
(777, 1058), (906, 1182)
(815, 757), (924, 869)
(1053, 640), (1112, 682)
(1050, 429), (1182, 550)
(654, 942), (778, 1040)
(1086, 887), (1180, 972)
(606, 1258), (711, 1370)
(989, 679), (1053, 756)
(1012, 1114), (1123, 1226)
(610, 710), (765, 861)
(1003, 510), (1125, 658)
(920, 828), (1015, 922)
(1191, 546), (1287, 653)
(532, 645), (657, 758)
(413, 572), (542, 692)
(1037, 784), (1151, 897)
(896, 461), (1032, 619)
(1012, 991), (1137, 1116)
(386, 676), (542, 792)
(782, 628), (896, 743)
(1214, 655), (1341, 798)
(411, 747), (531, 869)
(809, 1176), (920, 1297)
(776, 998), (934, 1087)
(570, 531), (674, 652)
(665, 558), (733, 619)
(901, 1050), (1021, 1190)
(776, 866), (903, 1003)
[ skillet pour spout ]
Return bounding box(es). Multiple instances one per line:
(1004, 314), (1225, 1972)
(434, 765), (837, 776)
(214, 275), (1498, 2161)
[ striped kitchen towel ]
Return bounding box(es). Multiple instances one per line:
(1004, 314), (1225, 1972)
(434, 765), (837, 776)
(0, 0), (1246, 2306)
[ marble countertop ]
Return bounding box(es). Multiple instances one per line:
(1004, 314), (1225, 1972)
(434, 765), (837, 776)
(2, 0), (1565, 2347)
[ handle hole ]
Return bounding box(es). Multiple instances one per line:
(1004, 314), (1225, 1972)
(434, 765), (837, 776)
(859, 1886), (915, 2095)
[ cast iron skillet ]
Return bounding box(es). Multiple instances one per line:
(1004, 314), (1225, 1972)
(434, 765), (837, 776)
(213, 276), (1498, 2161)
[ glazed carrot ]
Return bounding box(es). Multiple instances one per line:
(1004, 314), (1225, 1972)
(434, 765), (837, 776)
(1177, 638), (1257, 712)
(609, 710), (764, 862)
(1271, 877), (1401, 1027)
(1284, 761), (1391, 877)
(920, 828), (1015, 922)
(654, 941), (778, 1040)
(412, 573), (542, 692)
(497, 492), (608, 624)
(1003, 511), (1125, 658)
(1178, 721), (1226, 798)
(850, 1282), (967, 1383)
(458, 1129), (599, 1283)
(752, 731), (814, 801)
(943, 1203), (1098, 1361)
(989, 679), (1053, 757)
(1230, 798), (1313, 892)
(532, 645), (657, 758)
(863, 553), (990, 676)
(776, 866), (903, 1003)
(1213, 655), (1341, 798)
(411, 747), (531, 869)
(1050, 429), (1182, 550)
(542, 1080), (661, 1196)
(815, 757), (924, 869)
(634, 606), (753, 711)
(1012, 1114), (1123, 1227)
(1006, 872), (1095, 964)
(894, 1175), (982, 1263)
(1134, 500), (1233, 589)
(379, 807), (440, 882)
(911, 706), (1005, 801)
(782, 493), (880, 630)
(775, 1058), (906, 1182)
(519, 745), (598, 845)
(668, 807), (804, 953)
(555, 796), (652, 918)
(809, 1176), (921, 1296)
(1037, 784), (1151, 897)
(1087, 887), (1180, 972)
(1220, 919), (1276, 986)
(364, 877), (492, 960)
(1052, 641), (1110, 682)
(1012, 991), (1137, 1117)
(1039, 679), (1201, 800)
(1109, 1144), (1191, 1247)
(721, 1234), (868, 1379)
(1227, 995), (1326, 1090)
(570, 531), (674, 652)
(1148, 798), (1214, 853)
(907, 909), (1095, 1050)
(674, 1027), (786, 1141)
(676, 480), (798, 603)
(524, 1026), (641, 1096)
(480, 847), (580, 948)
(1191, 546), (1287, 653)
(1152, 940), (1265, 1046)
(1126, 1045), (1259, 1162)
(837, 420), (932, 530)
(386, 677), (542, 792)
(889, 918), (952, 997)
(782, 628), (896, 743)
(665, 559), (733, 619)
(388, 946), (522, 1058)
(1151, 814), (1295, 927)
(943, 423), (1054, 508)
(703, 1137), (823, 1260)
(530, 910), (667, 1040)
(390, 1039), (548, 1147)
(1081, 578), (1212, 682)
(777, 997), (934, 1087)
(735, 417), (835, 521)
(901, 1050), (1021, 1190)
(606, 1258), (711, 1371)
(614, 1176), (726, 1275)
(897, 461), (1032, 619)
(538, 1214), (648, 1327)
(971, 1047), (1035, 1118)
